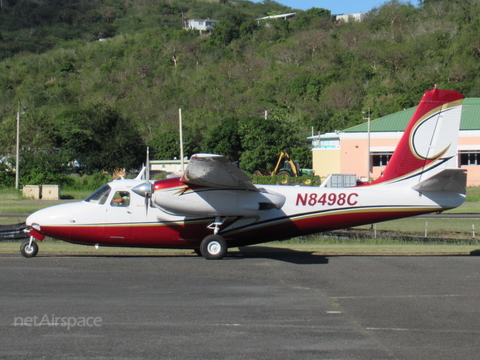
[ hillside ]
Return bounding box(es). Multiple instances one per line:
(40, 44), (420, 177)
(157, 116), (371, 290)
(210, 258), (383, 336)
(1, 0), (480, 184)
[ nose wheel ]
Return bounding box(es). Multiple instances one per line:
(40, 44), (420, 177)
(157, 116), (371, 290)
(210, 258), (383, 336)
(20, 238), (39, 258)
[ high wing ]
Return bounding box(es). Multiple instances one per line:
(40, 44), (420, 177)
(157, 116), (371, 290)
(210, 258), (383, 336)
(181, 154), (258, 191)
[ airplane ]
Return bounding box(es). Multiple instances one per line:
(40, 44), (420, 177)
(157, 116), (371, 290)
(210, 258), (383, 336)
(22, 87), (467, 259)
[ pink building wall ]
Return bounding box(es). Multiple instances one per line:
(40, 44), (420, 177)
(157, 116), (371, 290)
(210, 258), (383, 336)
(340, 135), (401, 181)
(313, 131), (479, 186)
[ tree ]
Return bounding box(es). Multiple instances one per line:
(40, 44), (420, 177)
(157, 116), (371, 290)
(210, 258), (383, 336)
(147, 129), (182, 160)
(202, 117), (243, 162)
(209, 9), (256, 46)
(20, 151), (72, 186)
(148, 126), (203, 160)
(55, 104), (145, 174)
(238, 115), (302, 173)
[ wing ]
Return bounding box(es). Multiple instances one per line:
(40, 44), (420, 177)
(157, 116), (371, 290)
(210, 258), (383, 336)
(181, 154), (258, 191)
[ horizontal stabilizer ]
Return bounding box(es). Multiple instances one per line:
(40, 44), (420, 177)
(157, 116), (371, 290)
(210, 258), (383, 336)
(411, 169), (467, 194)
(181, 154), (258, 191)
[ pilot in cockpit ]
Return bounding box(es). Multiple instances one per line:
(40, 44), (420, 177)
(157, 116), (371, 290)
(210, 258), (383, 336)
(111, 191), (130, 207)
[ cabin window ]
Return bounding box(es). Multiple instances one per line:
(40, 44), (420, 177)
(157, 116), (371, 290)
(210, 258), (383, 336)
(372, 153), (392, 167)
(460, 151), (480, 166)
(85, 184), (111, 205)
(110, 191), (130, 207)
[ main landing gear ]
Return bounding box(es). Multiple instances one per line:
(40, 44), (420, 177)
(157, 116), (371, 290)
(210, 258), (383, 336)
(197, 217), (228, 260)
(20, 237), (39, 258)
(200, 234), (227, 260)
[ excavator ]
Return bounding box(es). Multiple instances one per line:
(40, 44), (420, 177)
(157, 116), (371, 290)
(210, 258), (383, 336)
(272, 152), (315, 184)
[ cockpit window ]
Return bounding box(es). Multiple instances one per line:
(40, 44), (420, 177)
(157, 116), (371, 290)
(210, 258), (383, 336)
(84, 184), (111, 204)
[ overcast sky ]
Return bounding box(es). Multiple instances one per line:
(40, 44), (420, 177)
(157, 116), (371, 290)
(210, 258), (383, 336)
(253, 0), (420, 14)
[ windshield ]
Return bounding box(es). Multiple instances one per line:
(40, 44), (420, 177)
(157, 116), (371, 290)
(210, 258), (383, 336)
(84, 184), (111, 204)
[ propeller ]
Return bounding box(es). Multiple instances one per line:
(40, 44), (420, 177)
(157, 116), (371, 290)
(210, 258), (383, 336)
(132, 148), (153, 216)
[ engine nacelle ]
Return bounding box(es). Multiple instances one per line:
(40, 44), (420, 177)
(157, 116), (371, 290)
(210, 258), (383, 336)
(153, 187), (286, 217)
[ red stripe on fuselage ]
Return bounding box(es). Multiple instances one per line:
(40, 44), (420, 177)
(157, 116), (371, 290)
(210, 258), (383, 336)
(35, 207), (439, 249)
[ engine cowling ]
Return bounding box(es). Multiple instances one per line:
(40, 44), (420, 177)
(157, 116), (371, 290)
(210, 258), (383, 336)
(152, 186), (286, 217)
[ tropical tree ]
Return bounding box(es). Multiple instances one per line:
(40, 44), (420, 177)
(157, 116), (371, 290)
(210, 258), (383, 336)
(202, 117), (243, 162)
(55, 104), (145, 174)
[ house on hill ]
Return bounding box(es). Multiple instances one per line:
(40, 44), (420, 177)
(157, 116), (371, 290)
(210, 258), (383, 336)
(334, 12), (366, 22)
(309, 98), (480, 186)
(183, 19), (219, 34)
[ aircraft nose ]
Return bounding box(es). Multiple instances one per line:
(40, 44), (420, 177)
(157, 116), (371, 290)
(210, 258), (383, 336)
(26, 211), (45, 230)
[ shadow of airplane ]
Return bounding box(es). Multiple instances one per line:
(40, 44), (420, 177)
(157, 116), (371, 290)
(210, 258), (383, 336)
(30, 246), (330, 265)
(231, 246), (330, 265)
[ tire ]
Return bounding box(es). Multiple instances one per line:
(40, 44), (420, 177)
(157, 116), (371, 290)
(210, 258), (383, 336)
(277, 170), (291, 185)
(20, 240), (39, 258)
(200, 234), (227, 260)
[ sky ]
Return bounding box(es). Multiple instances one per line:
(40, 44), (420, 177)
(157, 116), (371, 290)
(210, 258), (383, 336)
(255, 0), (421, 14)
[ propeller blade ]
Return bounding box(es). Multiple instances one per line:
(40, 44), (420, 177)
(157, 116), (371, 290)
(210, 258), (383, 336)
(146, 147), (150, 182)
(145, 193), (150, 216)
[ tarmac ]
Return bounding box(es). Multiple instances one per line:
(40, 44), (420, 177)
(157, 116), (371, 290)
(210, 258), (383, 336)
(1, 248), (479, 359)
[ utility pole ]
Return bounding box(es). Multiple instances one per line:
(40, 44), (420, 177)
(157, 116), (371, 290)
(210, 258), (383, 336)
(362, 108), (371, 181)
(179, 108), (184, 173)
(16, 101), (26, 189)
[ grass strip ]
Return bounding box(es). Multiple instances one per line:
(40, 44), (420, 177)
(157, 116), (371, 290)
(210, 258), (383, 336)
(1, 239), (479, 257)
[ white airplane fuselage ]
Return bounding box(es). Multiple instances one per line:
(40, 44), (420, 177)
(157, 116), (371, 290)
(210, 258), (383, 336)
(26, 176), (465, 250)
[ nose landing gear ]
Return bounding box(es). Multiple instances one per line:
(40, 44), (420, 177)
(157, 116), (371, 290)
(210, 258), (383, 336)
(20, 237), (39, 258)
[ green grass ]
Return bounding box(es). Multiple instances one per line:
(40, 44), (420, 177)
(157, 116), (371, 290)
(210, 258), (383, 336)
(466, 185), (480, 202)
(445, 202), (479, 213)
(60, 189), (92, 200)
(0, 188), (89, 215)
(352, 217), (480, 239)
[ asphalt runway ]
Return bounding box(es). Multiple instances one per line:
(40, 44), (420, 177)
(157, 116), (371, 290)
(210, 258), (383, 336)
(1, 248), (479, 359)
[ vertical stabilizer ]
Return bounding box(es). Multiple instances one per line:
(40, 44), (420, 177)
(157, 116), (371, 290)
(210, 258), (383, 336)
(370, 87), (463, 185)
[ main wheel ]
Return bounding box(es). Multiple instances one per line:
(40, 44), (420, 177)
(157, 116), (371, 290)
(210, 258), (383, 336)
(200, 234), (227, 260)
(20, 240), (39, 258)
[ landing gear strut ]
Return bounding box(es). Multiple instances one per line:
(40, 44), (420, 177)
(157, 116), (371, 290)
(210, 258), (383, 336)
(199, 216), (228, 259)
(20, 237), (39, 258)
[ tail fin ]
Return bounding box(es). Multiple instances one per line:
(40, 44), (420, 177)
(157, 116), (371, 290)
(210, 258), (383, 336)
(370, 87), (463, 185)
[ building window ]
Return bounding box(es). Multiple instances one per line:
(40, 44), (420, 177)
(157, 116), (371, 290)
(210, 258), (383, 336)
(460, 151), (480, 165)
(313, 138), (340, 149)
(372, 153), (392, 167)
